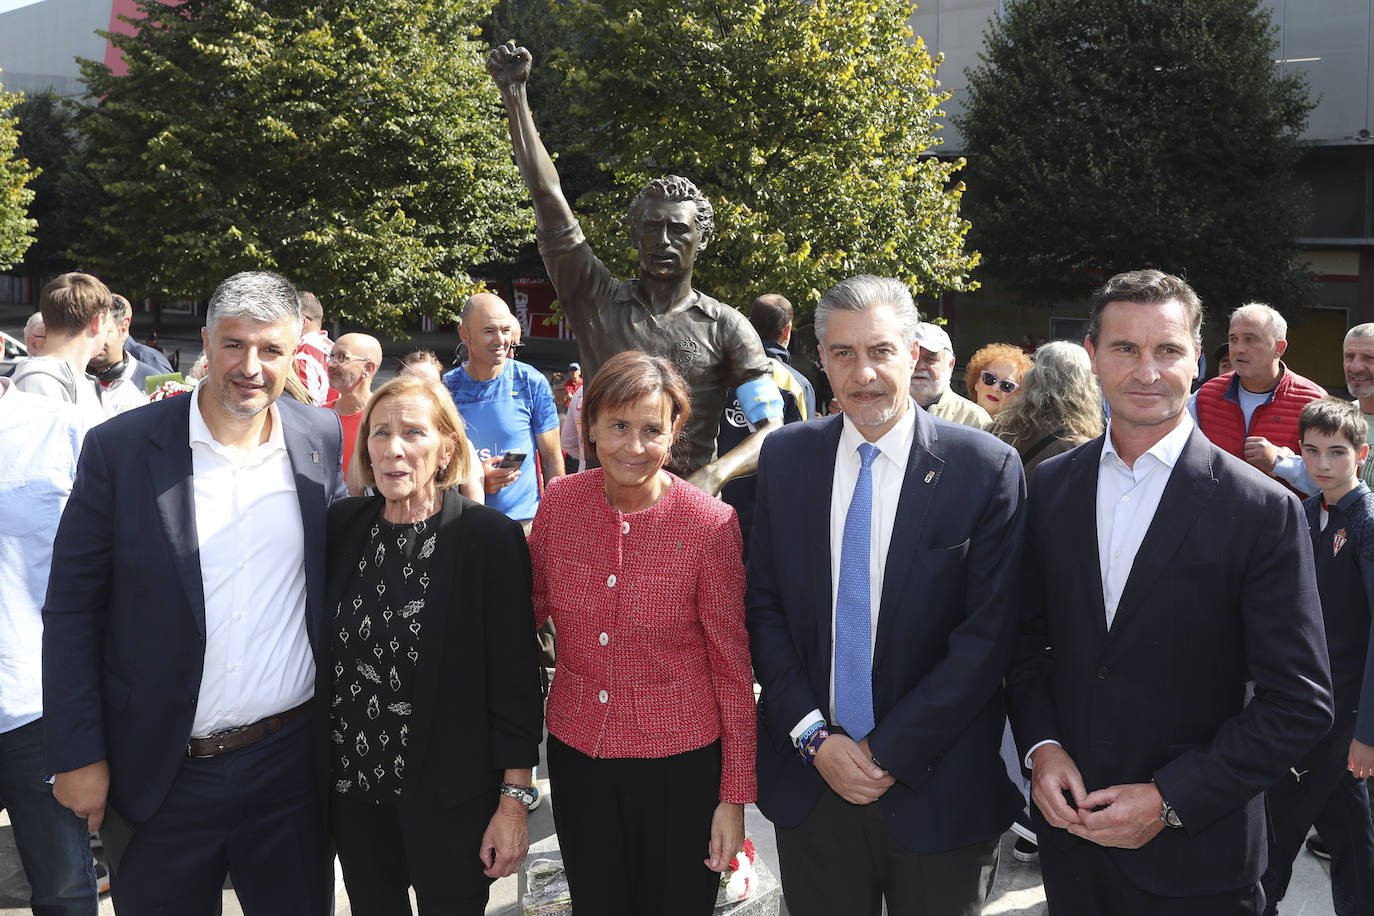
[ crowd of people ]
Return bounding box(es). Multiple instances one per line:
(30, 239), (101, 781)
(1, 257), (1372, 916)
(6, 36), (1374, 916)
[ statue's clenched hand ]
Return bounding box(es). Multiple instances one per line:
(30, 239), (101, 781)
(487, 41), (533, 89)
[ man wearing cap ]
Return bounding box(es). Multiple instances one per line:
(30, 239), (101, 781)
(910, 323), (992, 431)
(564, 362), (582, 401)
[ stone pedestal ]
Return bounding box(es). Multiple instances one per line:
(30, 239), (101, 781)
(518, 834), (780, 916)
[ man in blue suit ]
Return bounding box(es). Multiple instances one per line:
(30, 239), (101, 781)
(746, 274), (1027, 915)
(43, 271), (346, 914)
(1007, 270), (1334, 914)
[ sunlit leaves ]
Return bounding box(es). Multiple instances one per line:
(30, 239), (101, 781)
(75, 0), (528, 333)
(0, 81), (38, 271)
(553, 0), (978, 313)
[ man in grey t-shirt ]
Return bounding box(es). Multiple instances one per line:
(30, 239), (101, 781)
(488, 41), (783, 494)
(12, 272), (112, 426)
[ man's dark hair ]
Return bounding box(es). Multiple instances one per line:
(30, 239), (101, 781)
(749, 294), (793, 343)
(40, 272), (113, 335)
(1087, 269), (1203, 353)
(1300, 397), (1368, 452)
(110, 293), (131, 323)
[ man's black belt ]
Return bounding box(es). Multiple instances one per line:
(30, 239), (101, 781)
(187, 700), (311, 759)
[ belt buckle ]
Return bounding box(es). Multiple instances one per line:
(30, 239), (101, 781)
(187, 726), (241, 758)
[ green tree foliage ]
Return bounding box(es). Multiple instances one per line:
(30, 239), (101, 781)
(958, 0), (1314, 313)
(552, 0), (979, 311)
(76, 0), (530, 332)
(15, 91), (84, 276)
(0, 81), (39, 272)
(484, 0), (608, 211)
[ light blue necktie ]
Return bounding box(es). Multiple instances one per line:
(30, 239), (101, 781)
(834, 442), (879, 740)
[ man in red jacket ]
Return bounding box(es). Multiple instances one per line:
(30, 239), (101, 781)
(1193, 303), (1326, 483)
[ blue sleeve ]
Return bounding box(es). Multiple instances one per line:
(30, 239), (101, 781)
(527, 369), (560, 435)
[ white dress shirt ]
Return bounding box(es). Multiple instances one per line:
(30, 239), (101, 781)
(790, 400), (919, 742)
(189, 384), (314, 737)
(1026, 415), (1194, 766)
(1097, 414), (1194, 629)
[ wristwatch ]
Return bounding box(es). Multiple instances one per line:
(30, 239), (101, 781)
(1160, 798), (1183, 829)
(499, 782), (536, 808)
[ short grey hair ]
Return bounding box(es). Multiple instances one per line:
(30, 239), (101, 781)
(206, 271), (304, 338)
(815, 275), (920, 349)
(110, 294), (130, 323)
(23, 312), (43, 336)
(1231, 302), (1287, 343)
(1347, 323), (1374, 342)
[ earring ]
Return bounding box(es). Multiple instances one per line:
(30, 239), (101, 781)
(588, 437), (596, 444)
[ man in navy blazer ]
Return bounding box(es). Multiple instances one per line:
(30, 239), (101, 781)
(747, 275), (1027, 915)
(43, 271), (346, 914)
(1007, 270), (1334, 914)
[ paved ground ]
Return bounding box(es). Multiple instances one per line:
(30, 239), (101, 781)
(0, 742), (1340, 916)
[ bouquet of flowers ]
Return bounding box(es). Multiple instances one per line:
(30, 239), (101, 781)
(715, 838), (758, 905)
(148, 378), (195, 401)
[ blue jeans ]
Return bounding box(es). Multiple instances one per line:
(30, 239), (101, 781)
(0, 718), (98, 916)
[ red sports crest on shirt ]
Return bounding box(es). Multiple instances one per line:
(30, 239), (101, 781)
(1335, 528), (1348, 556)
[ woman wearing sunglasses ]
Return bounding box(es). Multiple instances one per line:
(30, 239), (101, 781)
(966, 343), (1032, 419)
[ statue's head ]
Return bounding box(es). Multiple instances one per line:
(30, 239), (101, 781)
(628, 176), (715, 281)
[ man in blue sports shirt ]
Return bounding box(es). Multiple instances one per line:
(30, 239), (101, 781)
(444, 292), (564, 521)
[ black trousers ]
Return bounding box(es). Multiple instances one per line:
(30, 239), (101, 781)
(330, 789), (495, 916)
(1262, 711), (1374, 916)
(545, 734), (721, 916)
(112, 714), (330, 916)
(774, 785), (998, 916)
(1040, 838), (1263, 915)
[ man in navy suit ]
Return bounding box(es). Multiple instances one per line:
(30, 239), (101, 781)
(43, 271), (346, 914)
(1007, 269), (1334, 914)
(746, 274), (1027, 915)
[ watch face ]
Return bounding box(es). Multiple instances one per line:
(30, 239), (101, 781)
(502, 784), (534, 806)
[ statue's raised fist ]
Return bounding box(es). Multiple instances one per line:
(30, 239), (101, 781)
(487, 41), (533, 88)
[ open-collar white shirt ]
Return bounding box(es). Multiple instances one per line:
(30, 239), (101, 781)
(188, 384), (313, 737)
(1026, 413), (1194, 768)
(1097, 413), (1194, 630)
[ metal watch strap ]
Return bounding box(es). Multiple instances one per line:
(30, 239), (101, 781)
(499, 782), (536, 807)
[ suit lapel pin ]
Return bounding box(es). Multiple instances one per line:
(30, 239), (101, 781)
(311, 450), (320, 464)
(924, 470), (935, 484)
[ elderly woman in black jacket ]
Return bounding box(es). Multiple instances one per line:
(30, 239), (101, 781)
(317, 374), (543, 915)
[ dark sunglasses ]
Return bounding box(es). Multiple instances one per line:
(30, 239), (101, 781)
(979, 370), (1019, 395)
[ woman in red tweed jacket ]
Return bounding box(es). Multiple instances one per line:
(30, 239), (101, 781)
(528, 350), (757, 916)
